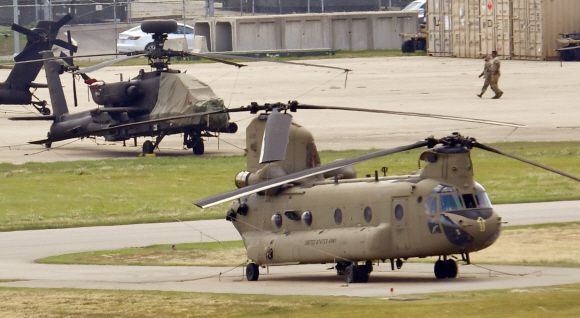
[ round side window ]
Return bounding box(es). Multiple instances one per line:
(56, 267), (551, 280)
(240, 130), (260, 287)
(394, 204), (404, 221)
(334, 208), (342, 225)
(271, 213), (282, 229)
(302, 211), (312, 227)
(363, 206), (372, 223)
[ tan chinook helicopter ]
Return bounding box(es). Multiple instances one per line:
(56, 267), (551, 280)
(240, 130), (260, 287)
(194, 102), (580, 283)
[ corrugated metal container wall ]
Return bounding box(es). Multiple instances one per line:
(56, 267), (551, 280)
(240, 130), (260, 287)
(428, 0), (580, 60)
(539, 0), (580, 60)
(428, 0), (453, 56)
(451, 0), (481, 57)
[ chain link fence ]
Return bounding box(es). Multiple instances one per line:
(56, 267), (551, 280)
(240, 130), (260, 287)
(0, 0), (415, 26)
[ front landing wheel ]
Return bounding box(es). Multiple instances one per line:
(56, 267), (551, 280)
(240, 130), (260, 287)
(246, 263), (259, 281)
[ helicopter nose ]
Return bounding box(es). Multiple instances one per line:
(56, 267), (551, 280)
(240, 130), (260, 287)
(440, 209), (502, 251)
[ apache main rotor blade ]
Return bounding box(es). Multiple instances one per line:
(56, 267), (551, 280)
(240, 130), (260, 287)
(27, 109), (228, 145)
(473, 142), (580, 182)
(184, 52), (246, 68)
(50, 14), (73, 34)
(80, 54), (148, 74)
(201, 52), (352, 72)
(296, 104), (526, 128)
(11, 23), (37, 38)
(52, 38), (77, 53)
(193, 140), (429, 208)
(260, 109), (293, 163)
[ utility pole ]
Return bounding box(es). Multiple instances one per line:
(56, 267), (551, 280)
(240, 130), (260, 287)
(13, 0), (19, 55)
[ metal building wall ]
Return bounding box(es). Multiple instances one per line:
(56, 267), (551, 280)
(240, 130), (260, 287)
(540, 0), (580, 60)
(197, 12), (418, 52)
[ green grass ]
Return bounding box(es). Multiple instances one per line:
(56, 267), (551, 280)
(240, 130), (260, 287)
(1, 141), (579, 231)
(1, 284), (580, 317)
(0, 26), (27, 56)
(37, 241), (247, 267)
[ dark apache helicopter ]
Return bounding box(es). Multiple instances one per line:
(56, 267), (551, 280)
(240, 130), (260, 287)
(1, 14), (76, 114)
(8, 19), (354, 156)
(193, 102), (580, 283)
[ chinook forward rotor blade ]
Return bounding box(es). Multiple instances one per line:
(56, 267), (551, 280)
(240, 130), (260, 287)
(473, 142), (580, 182)
(201, 52), (352, 72)
(193, 140), (429, 208)
(296, 104), (526, 128)
(260, 108), (293, 163)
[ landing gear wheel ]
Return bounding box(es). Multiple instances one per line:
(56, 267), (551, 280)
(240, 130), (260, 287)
(45, 142), (52, 149)
(434, 260), (446, 279)
(142, 140), (154, 155)
(246, 263), (259, 281)
(192, 141), (204, 155)
(144, 43), (156, 52)
(560, 45), (576, 61)
(445, 259), (458, 278)
(344, 264), (357, 283)
(41, 108), (51, 116)
(402, 39), (416, 53)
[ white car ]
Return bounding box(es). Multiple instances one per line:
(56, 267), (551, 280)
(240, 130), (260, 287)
(402, 0), (426, 24)
(117, 23), (195, 53)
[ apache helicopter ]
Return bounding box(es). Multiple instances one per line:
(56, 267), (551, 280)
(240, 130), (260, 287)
(8, 19), (352, 156)
(194, 102), (580, 283)
(0, 14), (76, 114)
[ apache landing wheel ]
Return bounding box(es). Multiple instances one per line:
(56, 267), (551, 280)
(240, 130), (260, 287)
(142, 140), (154, 155)
(192, 141), (204, 155)
(344, 264), (357, 283)
(401, 39), (416, 53)
(246, 263), (259, 281)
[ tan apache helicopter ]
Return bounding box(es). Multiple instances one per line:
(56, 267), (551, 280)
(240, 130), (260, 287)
(194, 102), (580, 283)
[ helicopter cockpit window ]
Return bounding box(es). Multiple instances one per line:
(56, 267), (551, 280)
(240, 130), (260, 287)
(439, 193), (464, 211)
(431, 184), (455, 194)
(462, 194), (477, 209)
(425, 196), (437, 214)
(302, 211), (312, 227)
(334, 208), (343, 225)
(474, 182), (493, 208)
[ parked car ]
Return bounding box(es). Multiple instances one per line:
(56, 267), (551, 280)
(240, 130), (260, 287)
(402, 0), (426, 25)
(117, 23), (195, 53)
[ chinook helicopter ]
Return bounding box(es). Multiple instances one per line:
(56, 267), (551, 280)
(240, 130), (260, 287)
(0, 14), (76, 114)
(194, 102), (580, 283)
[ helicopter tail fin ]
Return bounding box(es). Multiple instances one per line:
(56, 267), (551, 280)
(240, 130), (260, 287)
(41, 51), (69, 120)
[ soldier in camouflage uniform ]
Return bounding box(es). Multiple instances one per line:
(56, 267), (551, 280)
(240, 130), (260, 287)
(490, 50), (503, 99)
(477, 55), (492, 98)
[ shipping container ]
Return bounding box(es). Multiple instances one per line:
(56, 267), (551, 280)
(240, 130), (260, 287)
(428, 0), (580, 60)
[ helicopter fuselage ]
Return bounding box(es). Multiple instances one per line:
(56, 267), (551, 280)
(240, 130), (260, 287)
(227, 148), (501, 268)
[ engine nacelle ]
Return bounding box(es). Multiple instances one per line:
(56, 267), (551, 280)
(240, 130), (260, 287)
(90, 82), (144, 106)
(235, 164), (287, 195)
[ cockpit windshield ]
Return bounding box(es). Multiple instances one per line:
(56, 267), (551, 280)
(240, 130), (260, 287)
(474, 182), (492, 208)
(426, 183), (492, 213)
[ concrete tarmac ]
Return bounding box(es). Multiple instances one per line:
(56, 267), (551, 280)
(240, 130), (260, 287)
(1, 201), (580, 297)
(1, 56), (579, 164)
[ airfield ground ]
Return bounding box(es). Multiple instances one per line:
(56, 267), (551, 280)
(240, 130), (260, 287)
(1, 55), (580, 315)
(0, 55), (579, 163)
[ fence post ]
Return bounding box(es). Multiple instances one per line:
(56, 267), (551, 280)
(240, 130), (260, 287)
(13, 0), (19, 55)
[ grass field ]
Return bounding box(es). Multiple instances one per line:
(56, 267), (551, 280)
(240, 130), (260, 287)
(1, 284), (580, 317)
(1, 141), (579, 231)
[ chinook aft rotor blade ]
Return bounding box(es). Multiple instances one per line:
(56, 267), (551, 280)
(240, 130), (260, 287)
(193, 140), (430, 208)
(296, 104), (526, 128)
(473, 142), (580, 182)
(260, 108), (293, 163)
